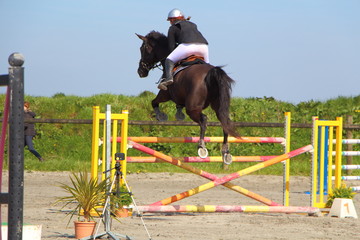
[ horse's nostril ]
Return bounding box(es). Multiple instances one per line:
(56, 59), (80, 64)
(138, 68), (148, 78)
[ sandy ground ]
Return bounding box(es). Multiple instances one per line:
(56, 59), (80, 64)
(1, 171), (360, 240)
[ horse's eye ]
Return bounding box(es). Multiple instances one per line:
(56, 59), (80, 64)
(145, 44), (152, 53)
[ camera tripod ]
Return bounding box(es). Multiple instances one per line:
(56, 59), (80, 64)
(89, 159), (132, 240)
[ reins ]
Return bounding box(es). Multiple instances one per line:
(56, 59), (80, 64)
(140, 60), (163, 72)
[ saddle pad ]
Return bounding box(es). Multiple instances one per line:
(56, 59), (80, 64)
(173, 55), (206, 76)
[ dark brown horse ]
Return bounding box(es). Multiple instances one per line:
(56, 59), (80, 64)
(136, 31), (239, 164)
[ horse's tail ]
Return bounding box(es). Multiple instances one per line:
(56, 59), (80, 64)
(205, 66), (240, 137)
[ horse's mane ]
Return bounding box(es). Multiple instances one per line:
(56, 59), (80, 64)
(146, 30), (166, 39)
(146, 31), (168, 48)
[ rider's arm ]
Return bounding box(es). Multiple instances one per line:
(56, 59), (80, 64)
(167, 25), (178, 51)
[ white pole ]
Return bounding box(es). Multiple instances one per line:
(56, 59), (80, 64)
(105, 105), (111, 232)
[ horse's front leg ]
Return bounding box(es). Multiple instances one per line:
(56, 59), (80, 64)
(175, 104), (185, 121)
(152, 90), (171, 121)
(221, 131), (233, 165)
(197, 113), (208, 158)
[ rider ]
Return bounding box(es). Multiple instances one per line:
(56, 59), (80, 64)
(158, 8), (209, 90)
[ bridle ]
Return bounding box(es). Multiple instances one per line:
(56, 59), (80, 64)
(139, 59), (164, 72)
(140, 60), (162, 71)
(138, 35), (168, 72)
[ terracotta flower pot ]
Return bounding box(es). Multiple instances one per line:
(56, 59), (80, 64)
(116, 208), (130, 218)
(74, 221), (97, 239)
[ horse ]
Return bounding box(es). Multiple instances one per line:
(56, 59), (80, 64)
(136, 31), (239, 164)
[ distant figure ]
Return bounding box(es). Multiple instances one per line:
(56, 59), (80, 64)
(24, 101), (44, 162)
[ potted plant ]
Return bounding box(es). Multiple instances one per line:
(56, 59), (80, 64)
(326, 183), (357, 208)
(56, 171), (109, 239)
(114, 185), (133, 218)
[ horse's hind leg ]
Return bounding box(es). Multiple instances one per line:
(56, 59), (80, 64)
(187, 109), (208, 158)
(222, 131), (233, 165)
(211, 102), (233, 165)
(152, 90), (170, 121)
(197, 113), (208, 158)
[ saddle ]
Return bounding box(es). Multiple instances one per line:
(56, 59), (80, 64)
(173, 55), (206, 76)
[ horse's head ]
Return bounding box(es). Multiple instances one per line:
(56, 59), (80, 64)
(136, 31), (169, 78)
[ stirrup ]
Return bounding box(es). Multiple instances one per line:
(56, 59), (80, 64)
(157, 79), (173, 91)
(158, 81), (168, 90)
(164, 79), (174, 86)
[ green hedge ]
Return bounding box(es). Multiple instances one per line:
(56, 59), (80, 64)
(1, 93), (360, 175)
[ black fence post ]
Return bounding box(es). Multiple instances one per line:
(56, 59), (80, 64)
(8, 53), (25, 240)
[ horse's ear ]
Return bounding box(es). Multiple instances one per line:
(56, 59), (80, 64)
(135, 33), (147, 41)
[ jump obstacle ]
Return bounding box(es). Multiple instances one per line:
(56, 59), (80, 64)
(311, 116), (360, 208)
(91, 109), (321, 215)
(111, 112), (293, 206)
(130, 141), (316, 214)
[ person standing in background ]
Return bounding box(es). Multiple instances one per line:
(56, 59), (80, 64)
(24, 101), (44, 162)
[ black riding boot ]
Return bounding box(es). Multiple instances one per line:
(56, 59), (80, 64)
(158, 59), (175, 90)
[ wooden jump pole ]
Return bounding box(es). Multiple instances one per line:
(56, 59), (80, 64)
(126, 155), (277, 163)
(118, 136), (285, 144)
(149, 145), (313, 206)
(136, 205), (320, 215)
(129, 141), (281, 206)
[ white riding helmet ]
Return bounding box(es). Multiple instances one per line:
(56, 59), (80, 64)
(167, 8), (184, 20)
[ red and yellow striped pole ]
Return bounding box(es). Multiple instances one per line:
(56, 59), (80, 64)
(119, 136), (285, 143)
(126, 155), (277, 163)
(137, 205), (320, 215)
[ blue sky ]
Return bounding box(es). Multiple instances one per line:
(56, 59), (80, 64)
(0, 0), (359, 104)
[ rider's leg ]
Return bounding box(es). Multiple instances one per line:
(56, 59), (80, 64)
(199, 44), (210, 63)
(158, 43), (209, 90)
(158, 58), (175, 90)
(158, 44), (187, 90)
(185, 43), (209, 63)
(164, 58), (175, 83)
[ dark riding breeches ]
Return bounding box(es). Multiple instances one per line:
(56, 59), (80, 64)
(25, 135), (42, 159)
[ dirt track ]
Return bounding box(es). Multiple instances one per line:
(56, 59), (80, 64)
(2, 171), (360, 239)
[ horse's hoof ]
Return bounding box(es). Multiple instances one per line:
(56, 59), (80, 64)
(223, 153), (233, 165)
(175, 111), (185, 121)
(198, 147), (208, 159)
(156, 112), (168, 121)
